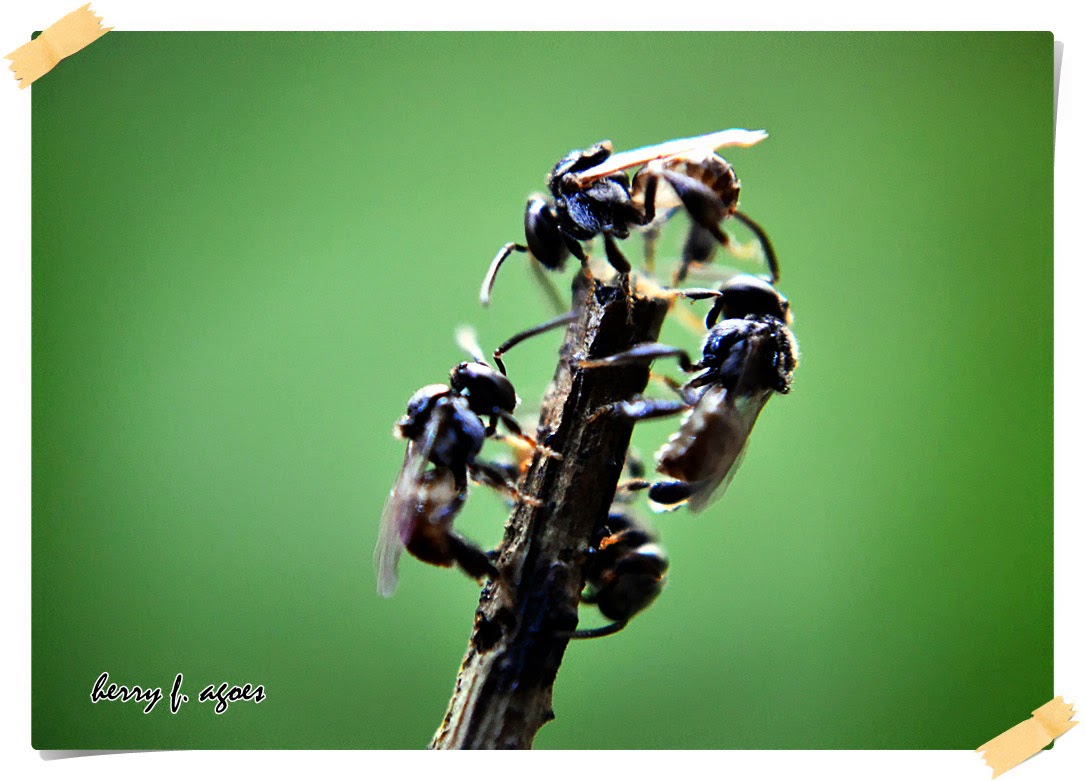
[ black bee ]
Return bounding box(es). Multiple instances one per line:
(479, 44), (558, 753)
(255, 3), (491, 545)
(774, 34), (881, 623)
(571, 457), (669, 640)
(375, 334), (541, 596)
(572, 512), (669, 639)
(479, 129), (771, 307)
(578, 275), (798, 511)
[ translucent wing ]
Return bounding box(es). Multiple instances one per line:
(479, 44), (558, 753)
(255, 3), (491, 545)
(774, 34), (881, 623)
(685, 429), (750, 513)
(374, 441), (428, 597)
(374, 403), (450, 597)
(685, 389), (770, 513)
(571, 128), (768, 187)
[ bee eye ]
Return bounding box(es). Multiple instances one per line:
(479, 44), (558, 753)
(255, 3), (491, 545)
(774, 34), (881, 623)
(450, 360), (472, 381)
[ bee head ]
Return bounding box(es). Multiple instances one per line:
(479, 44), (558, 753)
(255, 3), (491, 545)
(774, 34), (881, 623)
(449, 361), (519, 416)
(707, 275), (791, 327)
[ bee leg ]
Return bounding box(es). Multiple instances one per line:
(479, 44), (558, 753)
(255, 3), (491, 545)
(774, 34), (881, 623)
(732, 210), (780, 283)
(637, 168), (698, 283)
(705, 296), (728, 329)
(672, 286), (724, 301)
(614, 477), (652, 498)
(470, 459), (544, 508)
(565, 620), (629, 640)
(450, 461), (471, 493)
(492, 309), (579, 375)
(660, 170), (729, 229)
(635, 166), (704, 287)
(655, 169), (737, 283)
(634, 151), (695, 276)
(577, 342), (697, 373)
(564, 233), (591, 273)
(602, 232), (632, 275)
(479, 456), (524, 492)
(668, 285), (732, 329)
(659, 171), (780, 283)
(675, 223), (720, 284)
(584, 397), (690, 425)
(602, 232), (636, 323)
(562, 233), (597, 299)
(635, 164), (660, 225)
(447, 531), (500, 583)
(491, 409), (517, 436)
(651, 372), (696, 404)
(642, 223), (661, 276)
(494, 409), (562, 460)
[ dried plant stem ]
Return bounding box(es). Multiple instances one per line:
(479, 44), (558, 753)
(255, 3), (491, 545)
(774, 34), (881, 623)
(430, 277), (670, 750)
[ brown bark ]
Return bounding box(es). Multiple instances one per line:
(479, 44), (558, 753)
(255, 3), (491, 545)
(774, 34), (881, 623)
(430, 278), (670, 749)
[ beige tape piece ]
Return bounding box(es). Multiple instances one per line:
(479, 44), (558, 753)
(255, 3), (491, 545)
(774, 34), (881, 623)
(5, 4), (111, 89)
(976, 696), (1078, 778)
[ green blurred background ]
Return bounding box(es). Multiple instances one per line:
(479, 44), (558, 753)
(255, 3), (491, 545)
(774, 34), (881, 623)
(32, 32), (1053, 749)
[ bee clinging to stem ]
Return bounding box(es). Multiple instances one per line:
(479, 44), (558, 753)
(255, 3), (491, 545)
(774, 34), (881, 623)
(569, 454), (670, 640)
(374, 329), (550, 597)
(579, 275), (798, 512)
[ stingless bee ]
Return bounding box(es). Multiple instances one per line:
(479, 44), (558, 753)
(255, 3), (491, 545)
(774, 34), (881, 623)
(570, 456), (669, 640)
(479, 129), (772, 307)
(578, 275), (797, 512)
(374, 332), (546, 597)
(573, 511), (669, 639)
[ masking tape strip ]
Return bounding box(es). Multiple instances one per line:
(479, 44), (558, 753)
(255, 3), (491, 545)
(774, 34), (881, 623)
(976, 696), (1078, 778)
(5, 4), (111, 89)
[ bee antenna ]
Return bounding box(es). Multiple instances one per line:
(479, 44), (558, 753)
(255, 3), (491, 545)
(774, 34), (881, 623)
(731, 211), (779, 283)
(454, 325), (488, 365)
(480, 243), (522, 306)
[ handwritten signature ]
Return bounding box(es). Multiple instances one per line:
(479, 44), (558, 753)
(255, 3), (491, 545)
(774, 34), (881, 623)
(90, 672), (266, 715)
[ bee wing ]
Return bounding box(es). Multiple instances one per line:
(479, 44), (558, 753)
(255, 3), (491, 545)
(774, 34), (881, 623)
(572, 128), (768, 186)
(374, 405), (450, 597)
(374, 442), (427, 597)
(685, 387), (771, 513)
(685, 436), (750, 513)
